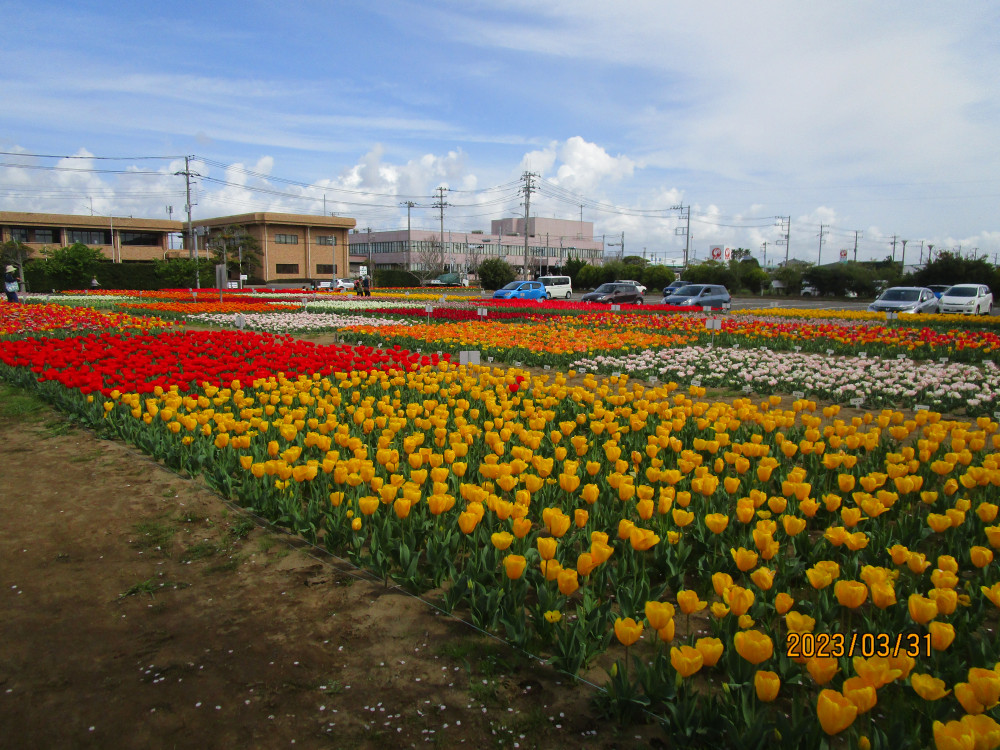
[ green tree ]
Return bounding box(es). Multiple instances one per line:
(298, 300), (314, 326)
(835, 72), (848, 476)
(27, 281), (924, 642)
(34, 242), (106, 289)
(905, 251), (995, 293)
(564, 257), (588, 286)
(1, 239), (29, 273)
(205, 225), (261, 278)
(732, 258), (769, 294)
(681, 260), (737, 288)
(641, 265), (677, 293)
(152, 257), (215, 289)
(770, 260), (811, 295)
(477, 258), (516, 290)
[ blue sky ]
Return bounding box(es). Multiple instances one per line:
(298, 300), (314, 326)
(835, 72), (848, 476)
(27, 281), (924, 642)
(2, 0), (999, 264)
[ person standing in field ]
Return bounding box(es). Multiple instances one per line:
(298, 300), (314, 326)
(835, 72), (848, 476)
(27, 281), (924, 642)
(4, 264), (20, 303)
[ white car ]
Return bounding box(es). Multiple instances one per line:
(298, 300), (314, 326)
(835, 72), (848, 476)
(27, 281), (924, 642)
(615, 279), (647, 295)
(938, 284), (993, 315)
(333, 278), (356, 291)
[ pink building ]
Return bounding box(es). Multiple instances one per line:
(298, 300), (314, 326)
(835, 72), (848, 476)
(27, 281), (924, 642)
(348, 217), (604, 278)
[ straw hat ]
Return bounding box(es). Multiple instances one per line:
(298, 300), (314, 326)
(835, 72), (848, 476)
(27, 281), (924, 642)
(5, 265), (15, 273)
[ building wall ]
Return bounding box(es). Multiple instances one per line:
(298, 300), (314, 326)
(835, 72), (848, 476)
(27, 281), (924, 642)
(0, 211), (179, 262)
(190, 212), (355, 282)
(348, 220), (604, 276)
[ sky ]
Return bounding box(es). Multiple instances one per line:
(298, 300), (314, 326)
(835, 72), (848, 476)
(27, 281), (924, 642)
(2, 0), (999, 265)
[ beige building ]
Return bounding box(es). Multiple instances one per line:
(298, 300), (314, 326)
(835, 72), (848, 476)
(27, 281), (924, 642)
(0, 211), (181, 262)
(0, 210), (356, 282)
(191, 212), (355, 282)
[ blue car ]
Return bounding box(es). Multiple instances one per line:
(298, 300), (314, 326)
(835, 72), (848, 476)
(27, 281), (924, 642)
(492, 281), (547, 300)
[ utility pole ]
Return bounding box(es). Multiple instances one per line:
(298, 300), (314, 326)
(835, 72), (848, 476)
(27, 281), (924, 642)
(890, 235), (897, 262)
(761, 241), (768, 268)
(672, 204), (690, 269)
(817, 224), (828, 266)
(401, 200), (416, 273)
(918, 240), (924, 264)
(521, 172), (536, 280)
(175, 155), (200, 289)
(900, 239), (908, 271)
(433, 187), (449, 273)
(776, 216), (791, 265)
(927, 244), (935, 263)
(853, 230), (862, 262)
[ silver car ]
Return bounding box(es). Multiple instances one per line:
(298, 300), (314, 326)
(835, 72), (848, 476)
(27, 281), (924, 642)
(867, 287), (939, 315)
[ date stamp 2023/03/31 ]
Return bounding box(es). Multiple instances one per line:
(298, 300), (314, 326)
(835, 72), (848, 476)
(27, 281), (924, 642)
(785, 631), (932, 660)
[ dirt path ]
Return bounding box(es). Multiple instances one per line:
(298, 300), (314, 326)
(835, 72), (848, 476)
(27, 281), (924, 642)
(0, 383), (656, 749)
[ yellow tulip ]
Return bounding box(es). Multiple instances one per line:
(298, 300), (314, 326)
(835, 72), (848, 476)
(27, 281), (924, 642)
(557, 568), (579, 597)
(733, 630), (773, 664)
(785, 610), (816, 633)
(359, 496), (380, 516)
(629, 526), (661, 551)
(670, 645), (704, 677)
(537, 536), (557, 561)
(955, 682), (987, 715)
(712, 571), (734, 597)
(908, 593), (938, 624)
(910, 673), (950, 701)
(724, 585), (755, 617)
(928, 621), (956, 652)
(842, 676), (877, 714)
(967, 667), (1000, 708)
(774, 592), (794, 614)
(503, 554), (526, 580)
(491, 531), (514, 550)
(852, 656), (901, 688)
(971, 546), (994, 568)
(749, 566), (775, 591)
(657, 619), (676, 643)
(695, 637), (724, 667)
(704, 513), (729, 534)
(834, 580), (868, 609)
(932, 720), (977, 750)
(806, 656), (840, 686)
(677, 590), (707, 615)
(730, 546), (758, 572)
(645, 600), (676, 631)
(816, 688), (858, 735)
(614, 617), (643, 647)
(754, 670), (780, 702)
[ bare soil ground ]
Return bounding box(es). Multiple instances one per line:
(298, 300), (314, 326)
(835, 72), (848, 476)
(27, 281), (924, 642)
(0, 382), (663, 750)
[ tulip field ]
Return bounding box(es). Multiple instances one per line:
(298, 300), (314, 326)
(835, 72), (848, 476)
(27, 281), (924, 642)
(3, 289), (1000, 749)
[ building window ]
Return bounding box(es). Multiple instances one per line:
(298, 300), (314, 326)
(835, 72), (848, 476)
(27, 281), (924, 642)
(275, 233), (299, 244)
(275, 263), (299, 274)
(121, 231), (160, 245)
(316, 264), (334, 275)
(68, 230), (109, 245)
(317, 235), (336, 246)
(34, 229), (53, 244)
(10, 228), (28, 242)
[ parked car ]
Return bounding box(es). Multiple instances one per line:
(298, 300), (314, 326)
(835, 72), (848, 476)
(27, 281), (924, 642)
(580, 282), (644, 305)
(867, 287), (939, 315)
(615, 279), (647, 295)
(926, 285), (952, 299)
(661, 280), (686, 297)
(333, 278), (355, 291)
(801, 285), (820, 297)
(938, 284), (994, 315)
(661, 284), (731, 308)
(492, 280), (547, 300)
(426, 273), (469, 287)
(537, 275), (573, 299)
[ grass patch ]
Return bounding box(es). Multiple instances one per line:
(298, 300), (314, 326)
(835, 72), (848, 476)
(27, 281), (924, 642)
(229, 516), (256, 540)
(131, 519), (176, 553)
(204, 555), (242, 574)
(0, 384), (45, 423)
(68, 450), (103, 463)
(175, 510), (202, 523)
(257, 536), (277, 553)
(118, 577), (189, 600)
(180, 540), (218, 562)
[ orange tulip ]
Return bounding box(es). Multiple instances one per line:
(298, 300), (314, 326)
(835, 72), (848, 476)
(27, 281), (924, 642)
(834, 580), (868, 609)
(537, 536), (557, 561)
(503, 554), (526, 579)
(557, 568), (579, 597)
(614, 617), (643, 647)
(910, 673), (950, 701)
(695, 637), (724, 667)
(645, 600), (676, 631)
(677, 590), (707, 615)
